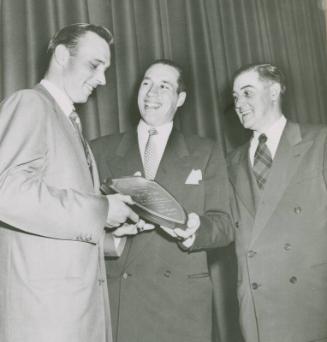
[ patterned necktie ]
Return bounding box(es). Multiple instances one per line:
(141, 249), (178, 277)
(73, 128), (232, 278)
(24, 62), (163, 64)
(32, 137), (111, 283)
(253, 133), (272, 189)
(143, 127), (158, 180)
(69, 111), (94, 181)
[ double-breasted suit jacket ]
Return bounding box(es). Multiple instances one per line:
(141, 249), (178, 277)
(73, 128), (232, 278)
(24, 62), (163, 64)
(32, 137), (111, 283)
(227, 121), (327, 342)
(0, 85), (112, 342)
(91, 128), (232, 342)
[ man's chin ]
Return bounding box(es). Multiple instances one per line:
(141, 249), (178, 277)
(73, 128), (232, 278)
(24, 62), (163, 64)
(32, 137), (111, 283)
(75, 95), (89, 104)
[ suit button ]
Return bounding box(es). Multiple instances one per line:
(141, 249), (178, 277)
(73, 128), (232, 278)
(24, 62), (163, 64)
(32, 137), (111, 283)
(98, 279), (105, 286)
(122, 272), (129, 280)
(164, 270), (171, 278)
(289, 276), (297, 284)
(251, 282), (260, 290)
(284, 243), (291, 251)
(235, 221), (239, 229)
(294, 206), (302, 214)
(248, 250), (256, 258)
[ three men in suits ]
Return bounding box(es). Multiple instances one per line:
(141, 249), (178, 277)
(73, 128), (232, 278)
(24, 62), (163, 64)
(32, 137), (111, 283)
(91, 59), (233, 342)
(180, 63), (327, 342)
(0, 23), (139, 342)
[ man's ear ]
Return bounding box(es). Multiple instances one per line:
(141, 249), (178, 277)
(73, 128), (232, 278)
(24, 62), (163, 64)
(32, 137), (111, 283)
(53, 44), (70, 67)
(177, 91), (186, 108)
(270, 83), (281, 101)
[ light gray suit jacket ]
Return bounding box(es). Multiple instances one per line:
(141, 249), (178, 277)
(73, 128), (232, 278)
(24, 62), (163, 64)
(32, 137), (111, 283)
(197, 121), (327, 342)
(0, 85), (112, 342)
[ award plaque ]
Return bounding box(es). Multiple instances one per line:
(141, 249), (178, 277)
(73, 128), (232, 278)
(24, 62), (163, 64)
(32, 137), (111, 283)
(100, 176), (187, 229)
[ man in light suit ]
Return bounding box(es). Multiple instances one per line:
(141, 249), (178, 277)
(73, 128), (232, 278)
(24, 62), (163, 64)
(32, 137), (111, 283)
(0, 23), (140, 342)
(91, 59), (233, 342)
(179, 63), (327, 342)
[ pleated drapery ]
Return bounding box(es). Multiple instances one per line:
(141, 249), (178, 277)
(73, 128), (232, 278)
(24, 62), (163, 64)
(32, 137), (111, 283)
(1, 1), (327, 341)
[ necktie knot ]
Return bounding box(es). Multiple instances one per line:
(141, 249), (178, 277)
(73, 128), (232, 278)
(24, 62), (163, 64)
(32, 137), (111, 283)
(258, 133), (267, 144)
(69, 111), (82, 132)
(148, 127), (158, 136)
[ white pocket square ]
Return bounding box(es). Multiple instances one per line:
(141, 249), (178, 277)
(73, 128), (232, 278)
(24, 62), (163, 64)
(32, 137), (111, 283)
(185, 169), (202, 185)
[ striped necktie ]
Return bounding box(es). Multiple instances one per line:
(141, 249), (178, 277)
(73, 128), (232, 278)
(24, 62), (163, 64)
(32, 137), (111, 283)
(253, 133), (272, 189)
(69, 111), (94, 182)
(143, 127), (158, 180)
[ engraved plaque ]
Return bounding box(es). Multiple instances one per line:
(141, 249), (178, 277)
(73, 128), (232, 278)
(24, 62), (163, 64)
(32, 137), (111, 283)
(101, 176), (187, 229)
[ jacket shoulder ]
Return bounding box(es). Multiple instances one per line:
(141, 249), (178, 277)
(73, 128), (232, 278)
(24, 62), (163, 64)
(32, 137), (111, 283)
(183, 133), (217, 155)
(90, 131), (127, 157)
(0, 88), (53, 128)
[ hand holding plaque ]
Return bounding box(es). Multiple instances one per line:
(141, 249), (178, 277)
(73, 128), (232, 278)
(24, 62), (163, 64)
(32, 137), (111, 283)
(100, 176), (187, 229)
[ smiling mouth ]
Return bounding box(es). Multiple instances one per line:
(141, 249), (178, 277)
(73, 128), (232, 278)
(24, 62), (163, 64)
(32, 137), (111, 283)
(144, 101), (161, 110)
(239, 111), (251, 120)
(85, 84), (94, 93)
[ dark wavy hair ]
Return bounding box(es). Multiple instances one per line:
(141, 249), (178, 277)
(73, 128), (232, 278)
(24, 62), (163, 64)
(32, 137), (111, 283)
(233, 63), (286, 95)
(145, 59), (186, 94)
(47, 23), (113, 57)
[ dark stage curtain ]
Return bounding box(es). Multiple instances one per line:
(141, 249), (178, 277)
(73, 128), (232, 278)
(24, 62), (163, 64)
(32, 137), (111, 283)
(1, 1), (327, 341)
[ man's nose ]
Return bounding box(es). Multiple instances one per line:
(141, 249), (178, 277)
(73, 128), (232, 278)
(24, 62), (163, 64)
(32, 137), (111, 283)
(235, 96), (245, 109)
(96, 71), (106, 86)
(147, 84), (159, 96)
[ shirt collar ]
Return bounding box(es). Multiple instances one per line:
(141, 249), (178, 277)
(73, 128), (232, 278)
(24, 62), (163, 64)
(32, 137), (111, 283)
(250, 115), (287, 161)
(40, 79), (74, 116)
(252, 115), (287, 143)
(137, 119), (173, 136)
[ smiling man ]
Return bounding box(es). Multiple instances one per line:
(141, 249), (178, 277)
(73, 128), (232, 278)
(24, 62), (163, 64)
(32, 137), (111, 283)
(0, 23), (139, 342)
(91, 59), (232, 342)
(175, 63), (327, 342)
(229, 63), (327, 342)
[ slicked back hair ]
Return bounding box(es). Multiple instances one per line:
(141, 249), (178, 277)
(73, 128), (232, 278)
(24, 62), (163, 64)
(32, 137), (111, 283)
(233, 63), (286, 95)
(47, 23), (113, 58)
(145, 59), (186, 94)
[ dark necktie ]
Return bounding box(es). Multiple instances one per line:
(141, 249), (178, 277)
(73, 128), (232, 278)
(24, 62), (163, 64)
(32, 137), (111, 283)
(143, 127), (158, 180)
(69, 111), (94, 182)
(253, 133), (272, 189)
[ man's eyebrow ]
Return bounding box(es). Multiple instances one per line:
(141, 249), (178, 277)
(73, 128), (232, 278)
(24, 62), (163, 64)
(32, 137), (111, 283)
(240, 85), (255, 90)
(161, 80), (174, 87)
(92, 58), (106, 65)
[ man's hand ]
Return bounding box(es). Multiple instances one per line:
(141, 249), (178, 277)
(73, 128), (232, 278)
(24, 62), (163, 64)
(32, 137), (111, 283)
(106, 194), (139, 227)
(160, 213), (200, 248)
(113, 219), (155, 237)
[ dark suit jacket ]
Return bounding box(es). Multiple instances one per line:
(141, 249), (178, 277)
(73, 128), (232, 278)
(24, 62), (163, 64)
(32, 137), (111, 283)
(196, 121), (327, 342)
(91, 128), (232, 342)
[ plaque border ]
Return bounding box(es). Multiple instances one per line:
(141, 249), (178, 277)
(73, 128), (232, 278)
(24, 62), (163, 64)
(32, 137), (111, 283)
(110, 176), (187, 226)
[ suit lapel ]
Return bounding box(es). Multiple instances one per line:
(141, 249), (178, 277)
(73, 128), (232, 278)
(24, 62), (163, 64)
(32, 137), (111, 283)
(109, 130), (144, 177)
(229, 143), (256, 217)
(123, 129), (190, 268)
(250, 122), (313, 245)
(109, 130), (154, 267)
(34, 84), (95, 190)
(155, 129), (189, 184)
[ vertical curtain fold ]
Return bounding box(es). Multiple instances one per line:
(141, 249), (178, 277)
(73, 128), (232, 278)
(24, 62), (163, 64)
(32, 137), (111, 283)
(1, 1), (327, 341)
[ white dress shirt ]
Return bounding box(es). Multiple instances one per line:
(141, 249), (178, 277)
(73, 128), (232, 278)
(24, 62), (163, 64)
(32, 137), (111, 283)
(137, 119), (173, 175)
(40, 79), (74, 117)
(249, 115), (287, 166)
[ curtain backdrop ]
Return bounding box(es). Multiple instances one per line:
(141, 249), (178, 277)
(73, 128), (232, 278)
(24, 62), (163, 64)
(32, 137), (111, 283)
(1, 1), (327, 342)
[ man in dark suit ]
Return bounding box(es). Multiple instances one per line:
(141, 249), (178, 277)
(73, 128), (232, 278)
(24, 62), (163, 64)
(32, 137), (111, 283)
(178, 63), (327, 342)
(91, 59), (232, 342)
(0, 23), (139, 342)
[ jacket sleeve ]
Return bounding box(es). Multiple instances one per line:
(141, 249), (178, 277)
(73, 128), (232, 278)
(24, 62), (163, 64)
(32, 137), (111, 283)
(0, 90), (108, 243)
(191, 142), (234, 250)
